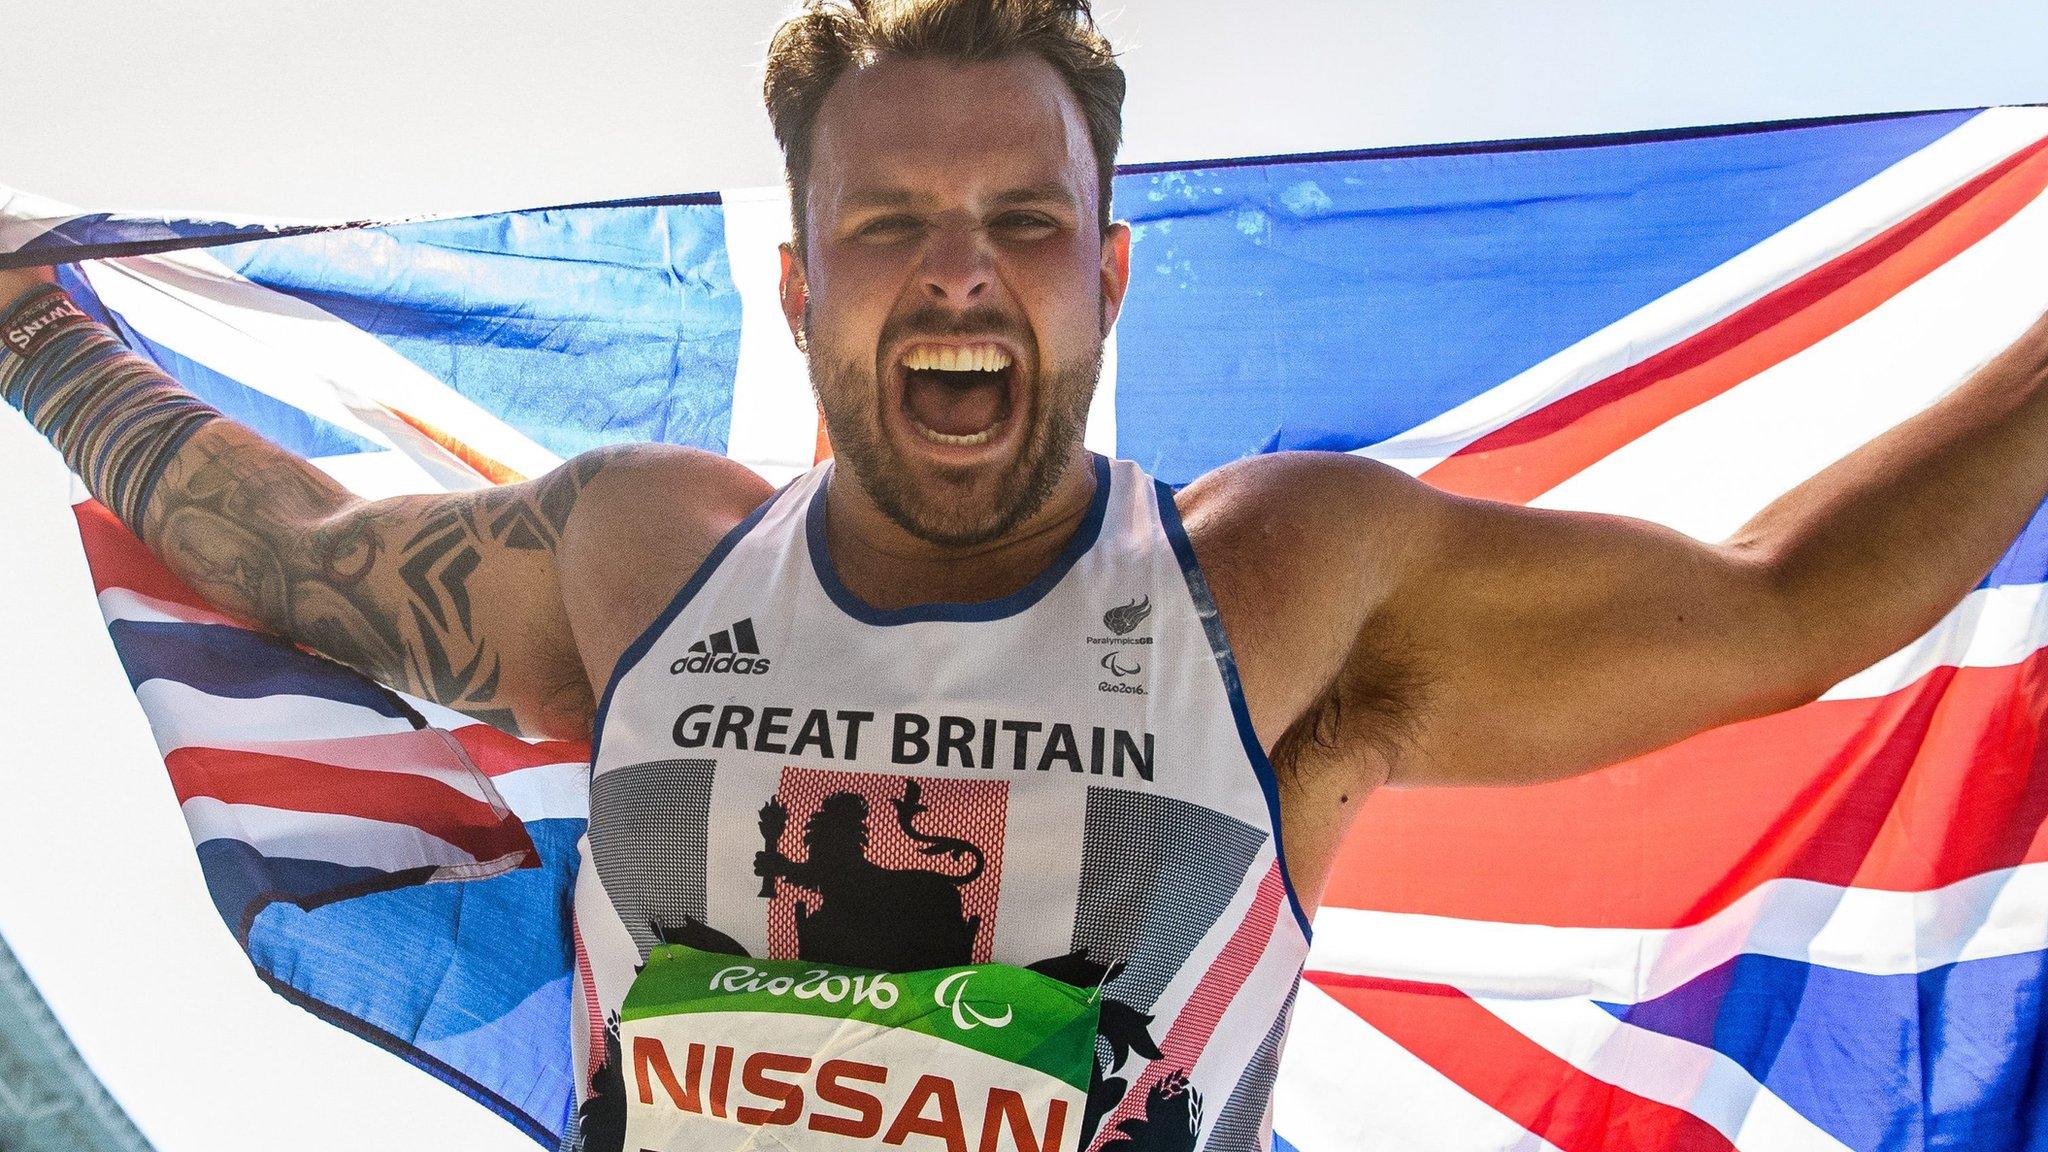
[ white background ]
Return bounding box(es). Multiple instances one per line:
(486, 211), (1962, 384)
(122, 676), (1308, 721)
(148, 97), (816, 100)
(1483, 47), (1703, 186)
(0, 2), (2043, 1149)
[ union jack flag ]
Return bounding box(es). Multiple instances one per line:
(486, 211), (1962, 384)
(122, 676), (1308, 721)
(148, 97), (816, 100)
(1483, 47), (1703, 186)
(5, 104), (2048, 1150)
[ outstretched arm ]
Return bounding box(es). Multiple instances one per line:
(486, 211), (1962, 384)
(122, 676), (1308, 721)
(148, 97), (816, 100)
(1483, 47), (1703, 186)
(0, 268), (702, 739)
(141, 429), (612, 736)
(1196, 308), (2048, 792)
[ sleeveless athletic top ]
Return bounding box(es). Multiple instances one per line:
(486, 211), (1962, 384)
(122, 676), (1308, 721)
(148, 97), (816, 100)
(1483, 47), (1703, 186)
(570, 455), (1311, 1151)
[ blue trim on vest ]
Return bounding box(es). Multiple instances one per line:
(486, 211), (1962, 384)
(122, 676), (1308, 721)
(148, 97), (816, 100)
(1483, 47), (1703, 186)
(804, 454), (1113, 626)
(1153, 478), (1314, 941)
(587, 489), (782, 770)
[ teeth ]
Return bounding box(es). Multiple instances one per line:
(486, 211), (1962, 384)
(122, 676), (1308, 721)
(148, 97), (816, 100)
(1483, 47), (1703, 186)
(901, 344), (1013, 373)
(909, 420), (998, 447)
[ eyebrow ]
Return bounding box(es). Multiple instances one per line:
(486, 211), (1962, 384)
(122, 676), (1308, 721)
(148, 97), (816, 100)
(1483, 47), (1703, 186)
(991, 184), (1081, 209)
(839, 188), (924, 212)
(837, 183), (1081, 213)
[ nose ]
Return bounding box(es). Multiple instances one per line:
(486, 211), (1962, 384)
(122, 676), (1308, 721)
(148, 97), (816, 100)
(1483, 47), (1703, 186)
(918, 220), (991, 304)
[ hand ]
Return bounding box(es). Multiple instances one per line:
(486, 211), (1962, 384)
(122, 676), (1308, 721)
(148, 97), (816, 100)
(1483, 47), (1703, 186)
(0, 264), (57, 313)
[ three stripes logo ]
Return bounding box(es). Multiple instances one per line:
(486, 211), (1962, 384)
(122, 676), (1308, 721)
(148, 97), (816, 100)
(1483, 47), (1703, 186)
(670, 618), (773, 675)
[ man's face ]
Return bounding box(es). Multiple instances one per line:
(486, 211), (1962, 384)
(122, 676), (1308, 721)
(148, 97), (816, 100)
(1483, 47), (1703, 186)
(780, 52), (1131, 547)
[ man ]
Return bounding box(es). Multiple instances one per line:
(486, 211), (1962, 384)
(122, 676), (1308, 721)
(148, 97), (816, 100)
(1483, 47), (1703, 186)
(4, 1), (2047, 1149)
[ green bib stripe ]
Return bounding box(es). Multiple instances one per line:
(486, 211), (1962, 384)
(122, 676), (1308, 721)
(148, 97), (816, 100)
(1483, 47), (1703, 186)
(624, 945), (1099, 1092)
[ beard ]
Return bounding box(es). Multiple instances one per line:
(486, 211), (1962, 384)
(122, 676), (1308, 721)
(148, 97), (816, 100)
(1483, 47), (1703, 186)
(807, 310), (1101, 548)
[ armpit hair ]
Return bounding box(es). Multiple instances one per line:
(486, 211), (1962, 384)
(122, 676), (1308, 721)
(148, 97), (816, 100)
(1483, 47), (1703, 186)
(1269, 615), (1428, 788)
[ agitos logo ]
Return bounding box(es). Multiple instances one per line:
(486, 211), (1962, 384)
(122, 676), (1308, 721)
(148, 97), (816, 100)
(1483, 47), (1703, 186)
(672, 618), (773, 675)
(933, 971), (1013, 1032)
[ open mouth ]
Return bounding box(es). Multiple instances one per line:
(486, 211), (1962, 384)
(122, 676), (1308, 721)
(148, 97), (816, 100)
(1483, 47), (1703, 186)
(896, 342), (1016, 448)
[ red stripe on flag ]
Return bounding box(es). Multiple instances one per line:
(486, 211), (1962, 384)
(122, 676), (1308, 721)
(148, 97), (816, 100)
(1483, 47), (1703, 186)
(1424, 134), (2048, 504)
(382, 405), (528, 485)
(72, 499), (255, 625)
(1325, 647), (2048, 928)
(1091, 864), (1285, 1147)
(171, 729), (503, 784)
(446, 721), (590, 777)
(165, 745), (534, 865)
(1307, 971), (1737, 1152)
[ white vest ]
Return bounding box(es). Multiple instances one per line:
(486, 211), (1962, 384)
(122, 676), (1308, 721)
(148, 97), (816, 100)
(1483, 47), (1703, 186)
(572, 455), (1311, 1151)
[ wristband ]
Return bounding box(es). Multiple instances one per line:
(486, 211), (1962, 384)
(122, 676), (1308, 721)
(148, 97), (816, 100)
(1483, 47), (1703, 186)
(2, 283), (94, 361)
(0, 288), (222, 537)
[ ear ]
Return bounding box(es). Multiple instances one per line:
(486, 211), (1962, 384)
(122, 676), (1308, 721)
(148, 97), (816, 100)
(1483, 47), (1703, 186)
(778, 242), (809, 352)
(1099, 222), (1132, 333)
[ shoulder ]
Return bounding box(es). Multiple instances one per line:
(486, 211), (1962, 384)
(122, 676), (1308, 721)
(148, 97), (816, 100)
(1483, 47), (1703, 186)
(551, 443), (777, 685)
(1175, 451), (1430, 629)
(1172, 451), (1435, 754)
(1175, 450), (1422, 544)
(561, 441), (772, 512)
(556, 442), (773, 547)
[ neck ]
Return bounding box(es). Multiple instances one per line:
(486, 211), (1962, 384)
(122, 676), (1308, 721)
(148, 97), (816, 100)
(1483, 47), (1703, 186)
(821, 451), (1099, 611)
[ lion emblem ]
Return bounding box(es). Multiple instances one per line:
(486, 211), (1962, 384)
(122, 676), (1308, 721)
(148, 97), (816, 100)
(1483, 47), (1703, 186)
(754, 779), (985, 970)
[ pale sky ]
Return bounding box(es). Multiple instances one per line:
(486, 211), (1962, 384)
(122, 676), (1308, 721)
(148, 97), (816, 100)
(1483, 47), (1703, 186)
(4, 1), (2045, 218)
(0, 3), (2043, 1151)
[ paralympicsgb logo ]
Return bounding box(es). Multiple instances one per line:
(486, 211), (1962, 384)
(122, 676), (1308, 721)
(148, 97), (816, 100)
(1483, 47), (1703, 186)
(1102, 596), (1151, 636)
(671, 617), (773, 675)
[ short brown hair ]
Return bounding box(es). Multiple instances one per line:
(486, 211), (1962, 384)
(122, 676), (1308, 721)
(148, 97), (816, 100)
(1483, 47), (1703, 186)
(764, 0), (1126, 249)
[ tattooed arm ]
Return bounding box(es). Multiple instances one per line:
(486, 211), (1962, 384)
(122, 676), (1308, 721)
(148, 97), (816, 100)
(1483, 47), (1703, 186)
(144, 427), (616, 736)
(1, 273), (761, 739)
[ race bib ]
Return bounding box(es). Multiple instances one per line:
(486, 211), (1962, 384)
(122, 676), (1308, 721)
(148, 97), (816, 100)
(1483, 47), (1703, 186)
(621, 945), (1100, 1152)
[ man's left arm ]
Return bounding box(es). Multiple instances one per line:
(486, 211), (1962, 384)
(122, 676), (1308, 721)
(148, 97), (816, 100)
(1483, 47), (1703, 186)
(1191, 309), (2048, 795)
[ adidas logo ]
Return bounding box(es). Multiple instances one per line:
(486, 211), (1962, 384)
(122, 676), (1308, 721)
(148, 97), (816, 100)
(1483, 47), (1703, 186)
(670, 617), (773, 675)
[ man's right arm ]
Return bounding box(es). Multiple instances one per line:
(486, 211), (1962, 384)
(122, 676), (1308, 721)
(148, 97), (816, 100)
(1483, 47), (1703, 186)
(0, 268), (759, 739)
(142, 424), (613, 737)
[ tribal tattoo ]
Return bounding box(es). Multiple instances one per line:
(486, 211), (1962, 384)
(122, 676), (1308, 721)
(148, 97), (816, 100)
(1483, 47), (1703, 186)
(147, 440), (612, 733)
(3, 287), (613, 734)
